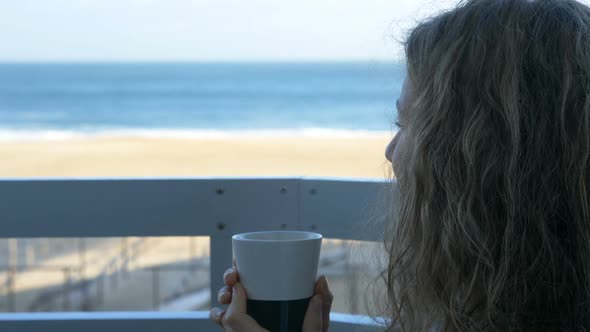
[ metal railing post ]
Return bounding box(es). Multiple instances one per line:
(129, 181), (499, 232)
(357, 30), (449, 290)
(62, 268), (71, 311)
(152, 267), (160, 310)
(7, 239), (17, 313)
(121, 238), (129, 277)
(209, 235), (232, 311)
(7, 268), (15, 312)
(97, 275), (104, 308)
(189, 237), (197, 273)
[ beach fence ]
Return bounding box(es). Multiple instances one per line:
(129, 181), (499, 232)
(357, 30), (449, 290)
(0, 177), (391, 332)
(0, 236), (213, 313)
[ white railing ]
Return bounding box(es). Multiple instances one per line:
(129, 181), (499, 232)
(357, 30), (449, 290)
(0, 177), (391, 332)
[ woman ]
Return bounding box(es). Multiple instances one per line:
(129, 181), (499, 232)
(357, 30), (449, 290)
(210, 0), (590, 330)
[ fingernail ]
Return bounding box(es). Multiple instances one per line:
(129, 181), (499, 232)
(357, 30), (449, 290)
(216, 310), (224, 319)
(224, 269), (234, 279)
(321, 276), (329, 290)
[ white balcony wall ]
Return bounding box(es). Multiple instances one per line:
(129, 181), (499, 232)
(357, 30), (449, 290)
(0, 177), (393, 332)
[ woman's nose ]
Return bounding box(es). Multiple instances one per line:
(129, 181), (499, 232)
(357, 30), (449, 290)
(385, 133), (398, 162)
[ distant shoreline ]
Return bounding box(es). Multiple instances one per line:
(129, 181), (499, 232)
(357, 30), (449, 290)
(0, 60), (402, 65)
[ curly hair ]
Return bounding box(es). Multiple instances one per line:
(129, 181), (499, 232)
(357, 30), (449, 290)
(382, 0), (590, 330)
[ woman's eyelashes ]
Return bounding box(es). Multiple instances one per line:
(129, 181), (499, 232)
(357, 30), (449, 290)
(395, 121), (404, 129)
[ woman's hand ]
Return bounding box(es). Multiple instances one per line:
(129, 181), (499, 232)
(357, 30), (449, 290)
(212, 281), (268, 332)
(209, 265), (334, 332)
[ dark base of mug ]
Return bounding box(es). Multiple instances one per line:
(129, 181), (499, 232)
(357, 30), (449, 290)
(247, 297), (312, 332)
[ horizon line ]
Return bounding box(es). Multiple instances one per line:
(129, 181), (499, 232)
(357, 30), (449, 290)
(0, 58), (404, 65)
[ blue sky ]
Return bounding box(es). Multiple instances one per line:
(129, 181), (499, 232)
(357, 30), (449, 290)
(1, 0), (460, 62)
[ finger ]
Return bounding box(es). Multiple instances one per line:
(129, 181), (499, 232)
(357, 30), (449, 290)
(228, 282), (248, 314)
(307, 276), (332, 332)
(222, 282), (269, 331)
(313, 276), (334, 306)
(315, 275), (333, 332)
(223, 267), (239, 286)
(317, 276), (333, 309)
(314, 276), (323, 294)
(217, 285), (233, 304)
(209, 307), (226, 326)
(302, 295), (323, 332)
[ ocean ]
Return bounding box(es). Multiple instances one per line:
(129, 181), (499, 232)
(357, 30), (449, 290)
(0, 62), (403, 140)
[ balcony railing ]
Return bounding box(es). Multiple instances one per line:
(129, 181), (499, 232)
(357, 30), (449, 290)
(0, 177), (391, 332)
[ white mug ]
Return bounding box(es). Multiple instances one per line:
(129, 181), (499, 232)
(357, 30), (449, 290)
(232, 230), (323, 301)
(232, 230), (323, 332)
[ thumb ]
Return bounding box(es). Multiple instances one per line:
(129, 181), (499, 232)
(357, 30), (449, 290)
(302, 295), (323, 332)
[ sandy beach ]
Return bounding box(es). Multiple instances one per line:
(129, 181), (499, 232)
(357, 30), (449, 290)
(0, 135), (394, 178)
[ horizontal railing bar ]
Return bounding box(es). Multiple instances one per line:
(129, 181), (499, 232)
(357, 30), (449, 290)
(0, 311), (213, 332)
(0, 177), (389, 241)
(0, 177), (300, 238)
(0, 175), (387, 181)
(0, 311), (387, 332)
(0, 264), (209, 272)
(0, 265), (78, 271)
(0, 311), (205, 321)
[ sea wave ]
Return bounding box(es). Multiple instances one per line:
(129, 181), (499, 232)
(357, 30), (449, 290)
(0, 128), (394, 141)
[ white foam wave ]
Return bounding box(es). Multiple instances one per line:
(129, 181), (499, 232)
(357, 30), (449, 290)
(0, 128), (394, 141)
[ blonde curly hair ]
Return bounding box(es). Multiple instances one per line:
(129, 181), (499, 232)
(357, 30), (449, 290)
(382, 0), (590, 330)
